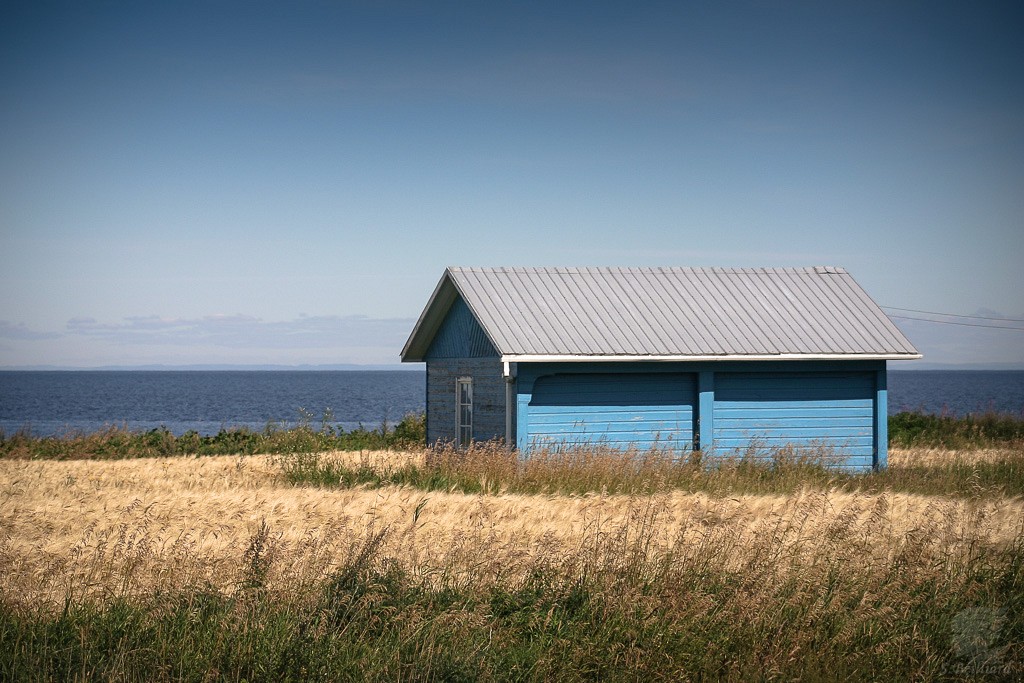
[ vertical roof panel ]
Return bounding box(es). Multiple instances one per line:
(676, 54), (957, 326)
(401, 266), (921, 360)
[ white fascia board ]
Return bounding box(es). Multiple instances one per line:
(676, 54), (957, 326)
(500, 353), (923, 363)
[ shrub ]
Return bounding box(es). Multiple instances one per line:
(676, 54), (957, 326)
(0, 411), (427, 460)
(890, 411), (1024, 449)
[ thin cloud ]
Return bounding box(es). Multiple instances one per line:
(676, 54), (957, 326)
(67, 317), (124, 332)
(65, 313), (416, 350)
(0, 320), (62, 341)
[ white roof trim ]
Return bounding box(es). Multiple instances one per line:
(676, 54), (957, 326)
(501, 353), (922, 363)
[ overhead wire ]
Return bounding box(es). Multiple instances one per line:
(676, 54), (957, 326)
(884, 313), (1024, 331)
(881, 306), (1024, 323)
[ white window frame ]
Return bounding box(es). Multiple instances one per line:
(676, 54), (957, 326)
(456, 377), (473, 448)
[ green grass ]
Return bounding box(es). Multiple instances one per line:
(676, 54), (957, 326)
(0, 412), (425, 459)
(279, 442), (1024, 499)
(3, 411), (1022, 461)
(5, 413), (1023, 681)
(3, 515), (1021, 682)
(890, 411), (1024, 449)
(865, 456), (1024, 498)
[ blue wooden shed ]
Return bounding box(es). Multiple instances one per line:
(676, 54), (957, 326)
(401, 267), (920, 470)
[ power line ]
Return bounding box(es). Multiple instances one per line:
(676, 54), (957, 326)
(882, 306), (1024, 323)
(886, 313), (1024, 331)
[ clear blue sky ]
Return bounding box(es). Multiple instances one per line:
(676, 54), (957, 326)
(2, 1), (1022, 368)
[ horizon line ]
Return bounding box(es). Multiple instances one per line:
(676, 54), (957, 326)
(1, 362), (1023, 372)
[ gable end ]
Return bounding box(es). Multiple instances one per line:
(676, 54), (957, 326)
(425, 295), (499, 359)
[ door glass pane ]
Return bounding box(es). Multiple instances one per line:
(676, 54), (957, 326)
(457, 379), (472, 448)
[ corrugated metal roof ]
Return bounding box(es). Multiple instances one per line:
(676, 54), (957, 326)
(401, 266), (921, 361)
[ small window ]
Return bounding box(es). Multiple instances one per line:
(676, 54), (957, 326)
(456, 377), (473, 448)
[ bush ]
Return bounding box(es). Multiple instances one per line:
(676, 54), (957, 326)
(889, 411), (1024, 449)
(0, 412), (427, 460)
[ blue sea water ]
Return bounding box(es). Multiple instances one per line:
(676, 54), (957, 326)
(0, 371), (425, 437)
(0, 369), (1022, 437)
(887, 370), (1024, 417)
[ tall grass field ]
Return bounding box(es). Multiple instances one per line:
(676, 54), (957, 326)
(1, 413), (1022, 681)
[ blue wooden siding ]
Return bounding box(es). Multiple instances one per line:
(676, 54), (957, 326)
(425, 296), (498, 359)
(514, 361), (886, 470)
(712, 372), (875, 469)
(874, 368), (888, 469)
(426, 357), (505, 445)
(525, 372), (696, 451)
(424, 295), (504, 445)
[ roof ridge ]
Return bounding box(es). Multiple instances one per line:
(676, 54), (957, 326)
(447, 266), (846, 274)
(402, 265), (919, 361)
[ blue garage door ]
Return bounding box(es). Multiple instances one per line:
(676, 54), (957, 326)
(527, 373), (696, 452)
(713, 372), (875, 468)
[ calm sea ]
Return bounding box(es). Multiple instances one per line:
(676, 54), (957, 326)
(0, 371), (425, 437)
(0, 369), (1022, 437)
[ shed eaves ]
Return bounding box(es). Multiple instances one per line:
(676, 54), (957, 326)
(401, 266), (921, 361)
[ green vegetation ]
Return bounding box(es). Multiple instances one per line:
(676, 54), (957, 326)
(4, 414), (1023, 681)
(279, 441), (1024, 499)
(278, 445), (840, 497)
(890, 411), (1024, 449)
(3, 411), (1023, 460)
(3, 509), (1020, 682)
(4, 411), (1023, 461)
(867, 456), (1024, 498)
(0, 412), (425, 459)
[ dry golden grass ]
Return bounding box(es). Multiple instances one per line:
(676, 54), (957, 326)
(314, 447), (427, 470)
(2, 450), (1021, 610)
(889, 445), (1019, 466)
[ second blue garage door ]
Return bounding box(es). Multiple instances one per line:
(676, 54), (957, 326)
(525, 372), (697, 452)
(712, 371), (876, 468)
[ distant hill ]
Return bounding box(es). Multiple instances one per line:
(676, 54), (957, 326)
(891, 362), (1024, 371)
(0, 364), (424, 371)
